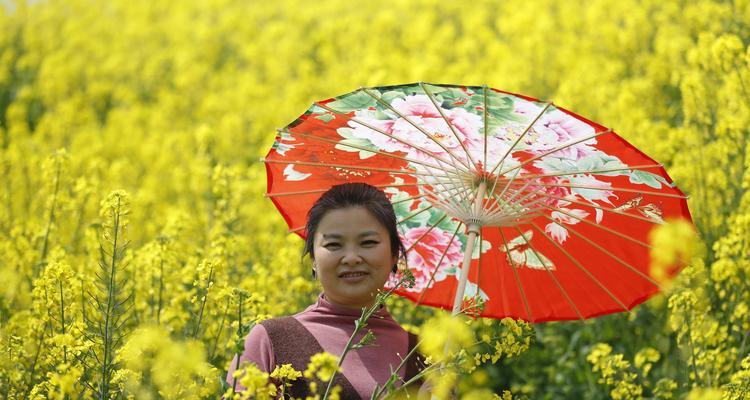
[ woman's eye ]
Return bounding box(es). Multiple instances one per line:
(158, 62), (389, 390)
(323, 243), (340, 249)
(362, 240), (379, 246)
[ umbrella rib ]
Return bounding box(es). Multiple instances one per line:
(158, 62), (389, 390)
(484, 166), (527, 218)
(483, 191), (550, 226)
(266, 182), (431, 198)
(262, 158), (454, 179)
(512, 164), (664, 181)
(483, 85), (488, 170)
(415, 223), (463, 306)
(496, 129), (613, 177)
(487, 102), (552, 178)
(280, 129), (466, 177)
(416, 152), (475, 209)
(483, 184), (541, 222)
(536, 202), (652, 249)
(404, 214), (448, 252)
(522, 188), (665, 225)
(534, 212), (663, 289)
(422, 190), (466, 219)
(528, 223), (631, 314)
(361, 88), (474, 172)
(498, 228), (534, 322)
(506, 181), (688, 199)
(417, 164), (475, 220)
(392, 193), (427, 205)
(476, 229), (483, 296)
(419, 82), (477, 168)
(398, 205), (434, 225)
(512, 225), (585, 321)
(314, 101), (470, 174)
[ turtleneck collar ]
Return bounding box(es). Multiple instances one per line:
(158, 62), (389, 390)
(314, 292), (392, 319)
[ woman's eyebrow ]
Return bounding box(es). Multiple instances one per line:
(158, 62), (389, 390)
(321, 232), (380, 239)
(359, 231), (381, 238)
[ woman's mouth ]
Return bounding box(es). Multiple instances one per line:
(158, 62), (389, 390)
(339, 271), (369, 282)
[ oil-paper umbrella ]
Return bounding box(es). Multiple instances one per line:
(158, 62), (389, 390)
(263, 82), (692, 322)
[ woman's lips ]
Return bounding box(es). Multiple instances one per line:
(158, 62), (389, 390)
(339, 271), (369, 282)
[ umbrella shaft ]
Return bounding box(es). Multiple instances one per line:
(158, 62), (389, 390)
(452, 229), (478, 315)
(452, 181), (487, 315)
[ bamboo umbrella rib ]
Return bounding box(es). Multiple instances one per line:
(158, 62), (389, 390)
(487, 102), (553, 195)
(419, 82), (477, 168)
(419, 171), (475, 219)
(535, 212), (664, 289)
(485, 191), (550, 224)
(398, 205), (434, 224)
(492, 164), (525, 207)
(488, 102), (551, 176)
(476, 229), (483, 295)
(496, 129), (613, 177)
(498, 228), (534, 322)
(414, 174), (468, 208)
(392, 194), (426, 205)
(536, 202), (653, 249)
(361, 88), (473, 171)
(483, 85), (489, 170)
(522, 188), (664, 225)
(484, 180), (541, 219)
(265, 182), (430, 198)
(418, 173), (473, 213)
(528, 223), (631, 314)
(513, 226), (585, 321)
(280, 129), (466, 177)
(405, 214), (448, 252)
(505, 181), (688, 199)
(262, 158), (454, 178)
(415, 223), (463, 306)
(484, 167), (529, 218)
(314, 101), (470, 174)
(288, 226), (305, 233)
(511, 164), (664, 181)
(415, 152), (476, 211)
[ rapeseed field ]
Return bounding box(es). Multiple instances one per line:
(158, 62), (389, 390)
(1, 0), (749, 398)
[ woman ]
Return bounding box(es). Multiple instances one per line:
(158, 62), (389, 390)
(227, 182), (425, 398)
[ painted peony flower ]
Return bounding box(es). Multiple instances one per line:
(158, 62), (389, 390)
(390, 226), (464, 293)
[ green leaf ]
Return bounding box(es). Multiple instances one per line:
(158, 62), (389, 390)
(629, 170), (663, 189)
(314, 113), (334, 123)
(381, 90), (406, 104)
(326, 91), (377, 112)
(471, 239), (492, 259)
(523, 248), (554, 269)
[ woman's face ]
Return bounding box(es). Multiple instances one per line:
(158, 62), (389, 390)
(313, 206), (397, 310)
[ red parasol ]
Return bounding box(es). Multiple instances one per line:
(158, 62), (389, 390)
(263, 82), (692, 322)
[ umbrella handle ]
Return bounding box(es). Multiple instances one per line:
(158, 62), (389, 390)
(451, 181), (486, 315)
(451, 229), (478, 315)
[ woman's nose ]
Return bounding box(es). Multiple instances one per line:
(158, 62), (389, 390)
(341, 249), (363, 265)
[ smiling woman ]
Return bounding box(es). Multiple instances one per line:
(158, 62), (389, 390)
(226, 183), (425, 398)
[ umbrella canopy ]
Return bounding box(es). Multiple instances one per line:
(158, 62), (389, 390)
(263, 82), (692, 322)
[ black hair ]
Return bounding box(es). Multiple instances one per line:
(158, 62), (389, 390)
(303, 182), (406, 270)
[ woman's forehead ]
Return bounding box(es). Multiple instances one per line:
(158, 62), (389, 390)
(316, 207), (388, 235)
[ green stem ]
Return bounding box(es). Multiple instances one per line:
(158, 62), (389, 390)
(685, 311), (701, 387)
(157, 251), (164, 324)
(323, 278), (409, 399)
(58, 278), (67, 364)
(209, 300), (231, 361)
(38, 159), (61, 273)
(232, 293), (244, 393)
(99, 197), (121, 398)
(192, 266), (214, 338)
